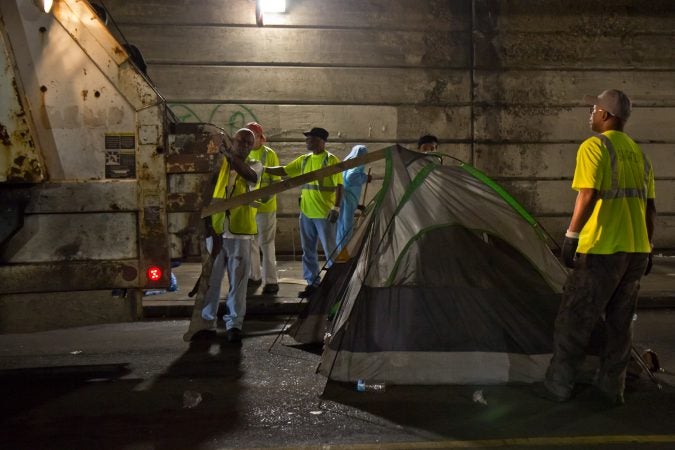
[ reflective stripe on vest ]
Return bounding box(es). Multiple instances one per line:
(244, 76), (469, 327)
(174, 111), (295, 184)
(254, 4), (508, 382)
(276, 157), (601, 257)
(596, 134), (651, 201)
(300, 153), (337, 193)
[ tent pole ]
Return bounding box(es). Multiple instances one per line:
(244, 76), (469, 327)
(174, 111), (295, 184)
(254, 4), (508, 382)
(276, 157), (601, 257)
(631, 346), (663, 390)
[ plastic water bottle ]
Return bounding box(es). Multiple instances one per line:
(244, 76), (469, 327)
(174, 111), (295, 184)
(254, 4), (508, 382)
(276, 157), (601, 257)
(168, 272), (178, 292)
(356, 379), (386, 393)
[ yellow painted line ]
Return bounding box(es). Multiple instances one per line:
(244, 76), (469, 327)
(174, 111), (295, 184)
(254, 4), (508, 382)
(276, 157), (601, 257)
(251, 435), (675, 449)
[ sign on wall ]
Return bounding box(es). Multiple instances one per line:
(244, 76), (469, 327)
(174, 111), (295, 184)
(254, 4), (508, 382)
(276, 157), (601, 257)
(105, 133), (136, 179)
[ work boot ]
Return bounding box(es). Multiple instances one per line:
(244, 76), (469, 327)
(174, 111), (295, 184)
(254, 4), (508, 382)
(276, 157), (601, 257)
(227, 327), (243, 343)
(594, 386), (625, 407)
(262, 283), (279, 295)
(247, 278), (262, 295)
(298, 284), (318, 298)
(532, 383), (570, 403)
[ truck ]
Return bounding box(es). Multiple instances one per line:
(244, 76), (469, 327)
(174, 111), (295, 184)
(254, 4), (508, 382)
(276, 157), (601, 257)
(0, 0), (221, 332)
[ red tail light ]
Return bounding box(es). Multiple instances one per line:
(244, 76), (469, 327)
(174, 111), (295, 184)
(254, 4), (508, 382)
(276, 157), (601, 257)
(147, 266), (163, 282)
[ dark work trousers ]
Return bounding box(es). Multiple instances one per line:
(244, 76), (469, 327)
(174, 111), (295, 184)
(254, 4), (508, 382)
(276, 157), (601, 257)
(545, 252), (649, 399)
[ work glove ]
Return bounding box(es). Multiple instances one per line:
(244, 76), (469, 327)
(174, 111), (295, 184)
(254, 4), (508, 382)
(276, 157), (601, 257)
(645, 251), (653, 276)
(561, 232), (579, 268)
(326, 207), (339, 224)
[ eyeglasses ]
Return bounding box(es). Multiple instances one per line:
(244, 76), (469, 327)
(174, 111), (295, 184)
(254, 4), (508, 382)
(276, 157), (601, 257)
(589, 106), (613, 116)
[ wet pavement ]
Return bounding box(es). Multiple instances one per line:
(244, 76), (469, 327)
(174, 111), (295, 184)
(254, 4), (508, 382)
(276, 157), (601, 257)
(1, 256), (674, 449)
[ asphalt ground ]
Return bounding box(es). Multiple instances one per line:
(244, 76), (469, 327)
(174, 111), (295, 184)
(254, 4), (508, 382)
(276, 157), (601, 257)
(0, 313), (674, 449)
(1, 256), (674, 449)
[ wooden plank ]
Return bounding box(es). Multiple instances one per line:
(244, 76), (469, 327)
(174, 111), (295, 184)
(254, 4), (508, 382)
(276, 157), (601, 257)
(167, 104), (472, 142)
(475, 0), (675, 33)
(201, 146), (395, 218)
(475, 71), (675, 106)
(0, 213), (138, 263)
(474, 107), (675, 142)
(0, 260), (141, 294)
(123, 26), (470, 68)
(105, 0), (471, 31)
(150, 67), (471, 104)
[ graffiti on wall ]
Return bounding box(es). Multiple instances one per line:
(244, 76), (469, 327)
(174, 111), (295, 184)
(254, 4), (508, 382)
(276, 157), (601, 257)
(169, 104), (259, 135)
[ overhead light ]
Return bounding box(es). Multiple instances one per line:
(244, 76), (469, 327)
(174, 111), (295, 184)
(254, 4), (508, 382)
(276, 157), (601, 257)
(259, 0), (286, 13)
(34, 0), (53, 13)
(256, 0), (286, 27)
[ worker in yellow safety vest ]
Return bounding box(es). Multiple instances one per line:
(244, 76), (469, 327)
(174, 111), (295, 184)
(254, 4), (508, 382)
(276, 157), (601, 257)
(539, 89), (656, 406)
(200, 128), (263, 343)
(265, 127), (343, 298)
(245, 122), (281, 296)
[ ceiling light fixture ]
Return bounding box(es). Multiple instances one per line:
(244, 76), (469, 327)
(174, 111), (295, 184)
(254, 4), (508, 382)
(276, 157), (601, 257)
(259, 0), (286, 13)
(34, 0), (54, 14)
(256, 0), (286, 26)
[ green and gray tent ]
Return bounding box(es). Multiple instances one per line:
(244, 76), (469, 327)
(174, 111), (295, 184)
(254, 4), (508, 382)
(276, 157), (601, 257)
(317, 145), (568, 384)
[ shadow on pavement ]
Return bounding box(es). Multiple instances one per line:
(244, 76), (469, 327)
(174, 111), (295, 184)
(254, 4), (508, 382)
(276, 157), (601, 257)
(0, 333), (244, 450)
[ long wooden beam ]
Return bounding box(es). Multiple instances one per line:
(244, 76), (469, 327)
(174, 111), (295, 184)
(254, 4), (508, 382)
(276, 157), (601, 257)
(201, 145), (400, 218)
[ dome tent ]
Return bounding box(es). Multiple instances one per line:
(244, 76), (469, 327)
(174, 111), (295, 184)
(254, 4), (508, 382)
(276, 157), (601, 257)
(302, 145), (569, 384)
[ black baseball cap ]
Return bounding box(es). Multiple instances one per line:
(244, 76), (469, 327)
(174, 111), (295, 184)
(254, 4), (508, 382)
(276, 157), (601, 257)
(303, 127), (329, 141)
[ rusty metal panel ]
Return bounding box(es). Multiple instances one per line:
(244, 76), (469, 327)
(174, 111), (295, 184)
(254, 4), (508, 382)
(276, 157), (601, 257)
(0, 260), (140, 294)
(166, 153), (219, 173)
(0, 28), (44, 183)
(0, 181), (138, 213)
(1, 212), (138, 263)
(166, 122), (226, 259)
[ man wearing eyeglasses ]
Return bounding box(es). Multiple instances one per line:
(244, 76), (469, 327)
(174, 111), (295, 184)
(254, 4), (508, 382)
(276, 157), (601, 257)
(539, 89), (656, 406)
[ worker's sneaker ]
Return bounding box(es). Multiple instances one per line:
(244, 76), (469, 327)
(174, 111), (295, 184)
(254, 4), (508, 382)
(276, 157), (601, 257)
(262, 283), (279, 295)
(227, 327), (243, 343)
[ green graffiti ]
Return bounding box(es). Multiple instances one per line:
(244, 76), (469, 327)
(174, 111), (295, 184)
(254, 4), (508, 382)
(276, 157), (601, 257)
(169, 104), (203, 122)
(169, 103), (259, 134)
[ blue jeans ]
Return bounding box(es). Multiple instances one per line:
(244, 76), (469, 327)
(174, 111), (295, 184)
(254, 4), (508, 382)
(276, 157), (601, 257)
(337, 195), (358, 252)
(201, 238), (251, 330)
(299, 213), (337, 285)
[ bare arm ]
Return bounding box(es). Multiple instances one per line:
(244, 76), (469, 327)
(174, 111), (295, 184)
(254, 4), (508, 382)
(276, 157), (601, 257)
(567, 188), (598, 233)
(265, 166), (287, 177)
(229, 155), (257, 184)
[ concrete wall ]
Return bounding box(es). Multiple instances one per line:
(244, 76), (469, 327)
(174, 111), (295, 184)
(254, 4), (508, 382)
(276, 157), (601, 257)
(105, 0), (675, 253)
